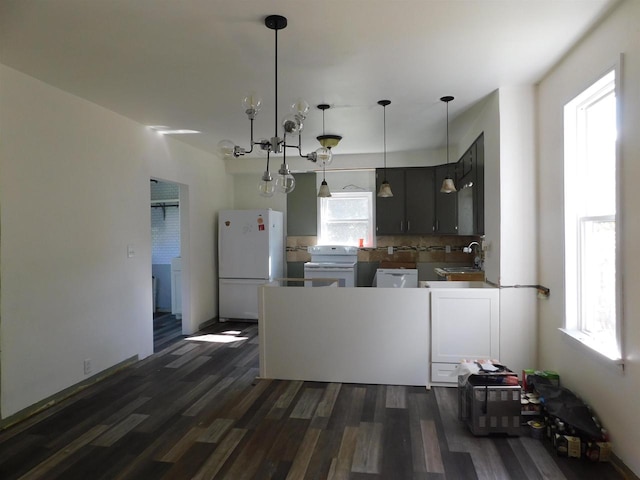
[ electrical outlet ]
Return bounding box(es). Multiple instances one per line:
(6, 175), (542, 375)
(387, 246), (394, 255)
(445, 245), (451, 253)
(127, 244), (135, 258)
(83, 359), (92, 375)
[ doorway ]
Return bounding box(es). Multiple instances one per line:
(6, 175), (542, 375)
(150, 179), (184, 351)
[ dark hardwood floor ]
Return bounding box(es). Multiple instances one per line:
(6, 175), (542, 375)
(0, 321), (625, 479)
(153, 312), (183, 352)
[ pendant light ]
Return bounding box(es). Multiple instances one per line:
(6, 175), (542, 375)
(440, 95), (457, 193)
(376, 100), (393, 198)
(317, 161), (331, 197)
(316, 104), (340, 197)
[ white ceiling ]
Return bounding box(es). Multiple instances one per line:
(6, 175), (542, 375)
(0, 0), (619, 159)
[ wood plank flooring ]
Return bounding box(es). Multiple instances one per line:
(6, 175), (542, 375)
(0, 321), (625, 480)
(153, 313), (183, 352)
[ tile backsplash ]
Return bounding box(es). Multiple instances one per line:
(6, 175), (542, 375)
(286, 235), (482, 265)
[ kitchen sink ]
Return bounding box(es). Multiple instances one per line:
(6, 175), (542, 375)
(424, 281), (492, 288)
(440, 266), (482, 273)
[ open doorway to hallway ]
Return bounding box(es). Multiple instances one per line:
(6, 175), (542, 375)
(150, 179), (184, 351)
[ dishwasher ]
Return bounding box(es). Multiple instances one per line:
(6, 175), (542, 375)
(375, 268), (418, 288)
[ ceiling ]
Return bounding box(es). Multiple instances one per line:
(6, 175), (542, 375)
(0, 0), (619, 160)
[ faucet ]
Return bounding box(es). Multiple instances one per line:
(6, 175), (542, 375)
(463, 241), (480, 253)
(463, 241), (482, 269)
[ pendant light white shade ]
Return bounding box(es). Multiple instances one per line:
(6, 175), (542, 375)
(440, 177), (457, 193)
(377, 180), (393, 198)
(317, 180), (332, 197)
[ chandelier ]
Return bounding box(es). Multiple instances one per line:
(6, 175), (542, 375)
(217, 15), (329, 197)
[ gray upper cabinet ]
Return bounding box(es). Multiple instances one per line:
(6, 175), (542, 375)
(287, 172), (317, 236)
(434, 165), (458, 234)
(375, 168), (407, 235)
(475, 134), (485, 235)
(375, 133), (484, 236)
(376, 167), (436, 235)
(405, 167), (436, 234)
(457, 133), (484, 235)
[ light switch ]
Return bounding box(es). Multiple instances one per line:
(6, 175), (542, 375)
(127, 244), (135, 258)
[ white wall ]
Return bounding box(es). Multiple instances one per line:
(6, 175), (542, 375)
(537, 0), (640, 474)
(497, 87), (538, 376)
(0, 64), (231, 417)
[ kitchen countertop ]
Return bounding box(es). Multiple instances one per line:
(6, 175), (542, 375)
(434, 267), (485, 282)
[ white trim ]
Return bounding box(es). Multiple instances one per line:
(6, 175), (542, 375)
(317, 191), (375, 247)
(559, 328), (624, 374)
(563, 60), (623, 361)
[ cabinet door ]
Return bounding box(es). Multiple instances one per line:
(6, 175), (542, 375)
(375, 168), (406, 234)
(434, 165), (458, 234)
(475, 134), (485, 235)
(405, 167), (435, 234)
(287, 173), (317, 236)
(430, 288), (500, 363)
(457, 143), (476, 235)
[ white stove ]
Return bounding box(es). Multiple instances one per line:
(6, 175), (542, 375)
(304, 245), (358, 287)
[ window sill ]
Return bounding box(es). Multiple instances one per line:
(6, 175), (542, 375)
(559, 328), (624, 374)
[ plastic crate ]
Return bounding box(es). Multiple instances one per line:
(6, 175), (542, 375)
(458, 374), (521, 436)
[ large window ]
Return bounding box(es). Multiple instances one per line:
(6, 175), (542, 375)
(563, 69), (621, 361)
(318, 192), (374, 247)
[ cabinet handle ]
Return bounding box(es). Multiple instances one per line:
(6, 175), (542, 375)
(400, 220), (404, 232)
(407, 220), (411, 232)
(435, 219), (439, 232)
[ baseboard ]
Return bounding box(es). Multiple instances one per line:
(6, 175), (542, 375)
(0, 355), (138, 432)
(612, 454), (640, 480)
(198, 316), (218, 330)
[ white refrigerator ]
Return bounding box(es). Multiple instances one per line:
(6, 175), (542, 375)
(218, 209), (284, 321)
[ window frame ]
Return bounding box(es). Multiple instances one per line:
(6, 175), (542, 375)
(317, 191), (375, 247)
(562, 64), (624, 366)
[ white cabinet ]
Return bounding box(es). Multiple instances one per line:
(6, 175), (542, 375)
(430, 286), (499, 385)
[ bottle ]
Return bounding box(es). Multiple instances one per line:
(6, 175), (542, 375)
(556, 433), (568, 457)
(555, 422), (567, 456)
(586, 442), (600, 462)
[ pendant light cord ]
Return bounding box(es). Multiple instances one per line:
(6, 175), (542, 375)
(322, 109), (326, 134)
(446, 101), (449, 165)
(383, 104), (387, 177)
(274, 26), (278, 140)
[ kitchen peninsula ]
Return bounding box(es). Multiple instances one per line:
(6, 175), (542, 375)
(258, 281), (499, 388)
